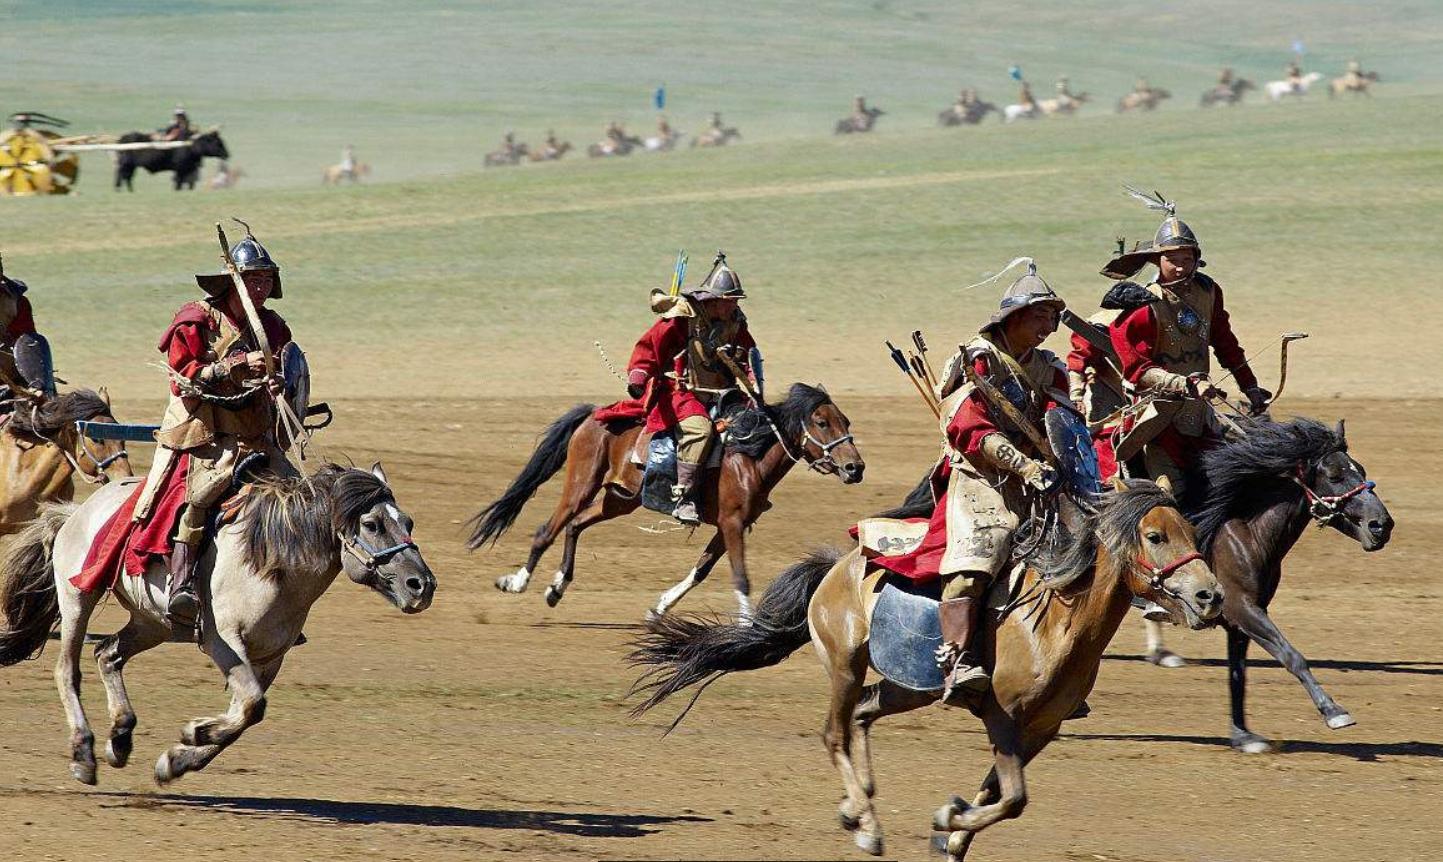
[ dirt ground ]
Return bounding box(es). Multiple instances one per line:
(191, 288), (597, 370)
(0, 395), (1438, 862)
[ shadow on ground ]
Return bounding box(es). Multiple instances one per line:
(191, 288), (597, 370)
(1060, 731), (1443, 762)
(1106, 652), (1443, 676)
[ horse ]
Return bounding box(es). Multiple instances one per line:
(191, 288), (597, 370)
(1329, 71), (1379, 98)
(692, 126), (741, 147)
(1037, 92), (1088, 115)
(644, 129), (684, 152)
(1265, 71), (1323, 102)
(1200, 79), (1255, 107)
(113, 129), (229, 191)
(1116, 88), (1171, 113)
(0, 389), (132, 534)
(1001, 102), (1039, 123)
(1134, 418), (1392, 752)
(936, 102), (998, 126)
(484, 144), (530, 167)
(834, 108), (884, 134)
(322, 161), (370, 184)
(528, 141), (573, 161)
(629, 478), (1222, 860)
(205, 163), (245, 190)
(0, 462), (435, 787)
(467, 383), (864, 618)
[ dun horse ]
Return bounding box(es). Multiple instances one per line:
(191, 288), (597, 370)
(468, 383), (863, 617)
(0, 463), (436, 786)
(0, 389), (132, 534)
(1140, 418), (1393, 751)
(630, 479), (1222, 860)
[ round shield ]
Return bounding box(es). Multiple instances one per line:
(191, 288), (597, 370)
(1045, 407), (1102, 497)
(279, 341), (310, 420)
(13, 331), (56, 397)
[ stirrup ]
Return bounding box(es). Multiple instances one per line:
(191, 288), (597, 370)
(671, 499), (701, 526)
(166, 586), (199, 629)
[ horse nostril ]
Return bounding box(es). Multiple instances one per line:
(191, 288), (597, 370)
(405, 577), (424, 593)
(1196, 589), (1217, 606)
(1367, 519), (1388, 536)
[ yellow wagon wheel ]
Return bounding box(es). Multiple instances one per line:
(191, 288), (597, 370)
(0, 128), (59, 196)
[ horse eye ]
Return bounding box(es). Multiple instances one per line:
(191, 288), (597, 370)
(1146, 531), (1164, 544)
(402, 517), (414, 533)
(361, 516), (379, 532)
(817, 419), (829, 428)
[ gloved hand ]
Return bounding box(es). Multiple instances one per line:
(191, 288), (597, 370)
(626, 369), (648, 400)
(1244, 386), (1272, 414)
(1016, 458), (1059, 493)
(627, 383), (646, 399)
(1139, 367), (1190, 396)
(979, 434), (1057, 492)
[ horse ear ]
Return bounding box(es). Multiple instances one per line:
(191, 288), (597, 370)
(370, 461), (389, 485)
(1155, 474), (1173, 496)
(1334, 419), (1346, 442)
(98, 386), (111, 407)
(1109, 475), (1127, 493)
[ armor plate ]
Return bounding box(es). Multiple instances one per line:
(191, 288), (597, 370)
(279, 341), (310, 422)
(12, 331), (55, 397)
(1046, 407), (1102, 496)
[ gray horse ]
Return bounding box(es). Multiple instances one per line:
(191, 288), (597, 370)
(0, 462), (435, 785)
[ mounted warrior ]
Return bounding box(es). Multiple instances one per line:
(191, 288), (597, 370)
(1101, 189), (1268, 496)
(870, 260), (1069, 705)
(0, 251), (57, 407)
(622, 251), (758, 525)
(118, 223), (301, 628)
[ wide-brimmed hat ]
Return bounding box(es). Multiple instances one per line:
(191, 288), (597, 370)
(195, 222), (282, 299)
(1101, 187), (1206, 280)
(969, 257), (1066, 334)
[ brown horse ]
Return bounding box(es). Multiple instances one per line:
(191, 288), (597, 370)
(0, 390), (131, 534)
(630, 478), (1222, 859)
(467, 383), (864, 617)
(1139, 417), (1393, 751)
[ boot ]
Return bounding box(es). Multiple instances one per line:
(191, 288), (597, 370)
(670, 461), (701, 526)
(166, 542), (199, 629)
(937, 596), (989, 706)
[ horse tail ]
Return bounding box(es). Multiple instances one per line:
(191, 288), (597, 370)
(0, 503), (73, 666)
(872, 468), (935, 519)
(627, 547), (844, 726)
(465, 403), (595, 549)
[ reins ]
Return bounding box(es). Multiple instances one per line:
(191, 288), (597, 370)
(1291, 462), (1375, 526)
(339, 532), (419, 573)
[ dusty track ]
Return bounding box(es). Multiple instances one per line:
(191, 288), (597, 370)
(1, 396), (1438, 861)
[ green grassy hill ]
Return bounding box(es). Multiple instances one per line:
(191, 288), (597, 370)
(3, 1), (1441, 409)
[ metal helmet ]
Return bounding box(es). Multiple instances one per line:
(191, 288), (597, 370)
(686, 250), (746, 301)
(980, 260), (1065, 333)
(1153, 214), (1200, 254)
(195, 220), (283, 298)
(1100, 187), (1206, 279)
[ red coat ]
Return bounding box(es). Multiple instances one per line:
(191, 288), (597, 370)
(596, 316), (755, 433)
(4, 296), (36, 344)
(1111, 283), (1258, 391)
(159, 301), (291, 397)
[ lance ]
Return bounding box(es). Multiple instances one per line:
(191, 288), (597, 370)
(886, 340), (940, 419)
(961, 359), (1057, 466)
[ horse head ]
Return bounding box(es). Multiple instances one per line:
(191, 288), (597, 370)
(783, 384), (864, 483)
(192, 129), (229, 159)
(337, 463), (437, 613)
(1108, 477), (1222, 629)
(1298, 420), (1393, 551)
(70, 388), (133, 484)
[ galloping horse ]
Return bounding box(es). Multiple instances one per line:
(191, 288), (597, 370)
(630, 478), (1222, 860)
(692, 126), (741, 147)
(113, 129), (229, 191)
(322, 161), (371, 184)
(1200, 78), (1255, 107)
(1265, 71), (1323, 102)
(834, 107), (884, 134)
(528, 140), (573, 161)
(0, 389), (132, 534)
(0, 463), (435, 786)
(936, 101), (998, 126)
(1139, 418), (1393, 752)
(1116, 88), (1171, 113)
(468, 383), (864, 617)
(1037, 91), (1088, 115)
(1330, 70), (1379, 98)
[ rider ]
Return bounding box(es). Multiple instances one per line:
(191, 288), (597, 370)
(1055, 76), (1072, 97)
(1132, 76), (1154, 99)
(1286, 57), (1304, 92)
(656, 115), (673, 139)
(501, 131), (520, 158)
(0, 253), (52, 404)
(340, 144), (357, 177)
(159, 106), (193, 142)
(1343, 59), (1364, 89)
(135, 224), (294, 627)
(1101, 198), (1270, 496)
(1018, 80), (1037, 111)
(1218, 67), (1235, 88)
(622, 252), (757, 526)
(1064, 277), (1144, 480)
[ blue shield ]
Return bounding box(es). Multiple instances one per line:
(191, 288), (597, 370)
(1046, 407), (1101, 496)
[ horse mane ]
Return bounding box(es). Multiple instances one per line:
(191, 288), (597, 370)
(240, 464), (393, 580)
(724, 383), (832, 460)
(1184, 417), (1342, 552)
(7, 390), (111, 438)
(1033, 479), (1175, 591)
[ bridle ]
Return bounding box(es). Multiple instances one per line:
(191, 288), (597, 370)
(1291, 461), (1375, 526)
(71, 421), (129, 483)
(339, 530), (420, 574)
(1134, 549), (1205, 594)
(798, 424), (856, 475)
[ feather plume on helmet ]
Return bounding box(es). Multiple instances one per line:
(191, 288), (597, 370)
(1100, 185), (1205, 280)
(966, 256), (1066, 334)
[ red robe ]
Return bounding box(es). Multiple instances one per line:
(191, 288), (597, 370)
(4, 296), (36, 343)
(593, 316), (755, 432)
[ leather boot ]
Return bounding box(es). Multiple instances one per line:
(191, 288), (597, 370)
(937, 596), (989, 706)
(166, 543), (199, 629)
(671, 460), (701, 526)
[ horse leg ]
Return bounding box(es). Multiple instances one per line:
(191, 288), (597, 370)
(718, 514), (753, 620)
(822, 644), (884, 855)
(938, 701), (1028, 836)
(94, 614), (170, 769)
(1228, 599), (1354, 731)
(1143, 617), (1187, 667)
(937, 721), (1050, 861)
(544, 492), (634, 607)
(650, 531), (725, 618)
(53, 583), (101, 785)
(852, 679), (937, 799)
(154, 633), (268, 784)
(1225, 624), (1272, 753)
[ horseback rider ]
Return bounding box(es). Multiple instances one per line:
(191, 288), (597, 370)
(1343, 59), (1365, 89)
(1064, 277), (1137, 480)
(1018, 80), (1037, 110)
(910, 262), (1069, 705)
(1055, 76), (1072, 97)
(340, 144), (357, 178)
(1132, 76), (1154, 99)
(622, 252), (757, 526)
(136, 224), (296, 627)
(1286, 57), (1304, 92)
(1218, 67), (1235, 87)
(708, 112), (725, 132)
(0, 253), (54, 406)
(1101, 193), (1269, 496)
(159, 105), (193, 142)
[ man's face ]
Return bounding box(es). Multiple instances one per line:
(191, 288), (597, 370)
(1004, 303), (1060, 352)
(1158, 248), (1198, 283)
(703, 297), (737, 321)
(241, 269), (277, 306)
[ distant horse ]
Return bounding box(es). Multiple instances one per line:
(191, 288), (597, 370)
(468, 383), (864, 618)
(1329, 70), (1379, 98)
(113, 129), (229, 191)
(587, 134), (642, 158)
(630, 478), (1221, 860)
(936, 102), (998, 126)
(644, 129), (684, 152)
(1200, 79), (1255, 107)
(528, 141), (573, 161)
(1001, 102), (1039, 123)
(485, 144), (530, 167)
(1037, 92), (1088, 115)
(692, 126), (741, 147)
(0, 463), (435, 786)
(1264, 71), (1323, 102)
(0, 389), (132, 534)
(322, 161), (370, 184)
(1137, 418), (1392, 752)
(205, 163), (245, 190)
(834, 108), (884, 134)
(1116, 88), (1171, 113)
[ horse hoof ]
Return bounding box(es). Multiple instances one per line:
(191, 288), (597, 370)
(854, 831), (884, 856)
(1326, 711), (1356, 730)
(1146, 649), (1187, 668)
(838, 801), (861, 831)
(544, 587), (563, 607)
(932, 796), (964, 831)
(154, 750), (177, 786)
(70, 761), (97, 786)
(494, 572), (529, 594)
(105, 733), (132, 769)
(1231, 733), (1275, 755)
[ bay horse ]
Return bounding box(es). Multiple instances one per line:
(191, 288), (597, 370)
(1139, 417), (1393, 752)
(629, 478), (1222, 860)
(467, 383), (864, 617)
(0, 462), (435, 786)
(0, 389), (132, 534)
(113, 129), (229, 191)
(1200, 78), (1255, 107)
(936, 101), (998, 126)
